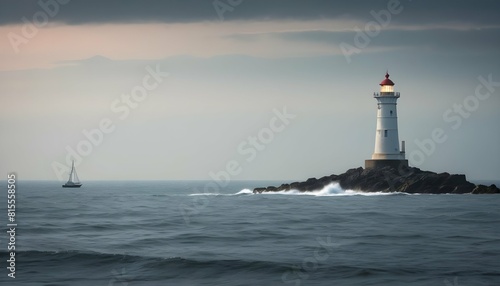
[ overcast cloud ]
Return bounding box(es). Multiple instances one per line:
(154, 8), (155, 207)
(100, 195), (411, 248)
(1, 0), (500, 26)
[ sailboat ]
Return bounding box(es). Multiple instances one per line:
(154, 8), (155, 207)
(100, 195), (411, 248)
(62, 160), (82, 188)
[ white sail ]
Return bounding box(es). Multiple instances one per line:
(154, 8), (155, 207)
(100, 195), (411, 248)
(72, 166), (80, 183)
(69, 161), (80, 183)
(65, 161), (81, 186)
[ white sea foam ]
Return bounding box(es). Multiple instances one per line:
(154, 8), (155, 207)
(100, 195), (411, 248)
(188, 184), (406, 197)
(188, 189), (254, 196)
(258, 182), (405, 196)
(235, 189), (253, 195)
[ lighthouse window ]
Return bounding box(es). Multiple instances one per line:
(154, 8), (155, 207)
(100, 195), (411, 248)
(384, 130), (388, 137)
(390, 110), (393, 116)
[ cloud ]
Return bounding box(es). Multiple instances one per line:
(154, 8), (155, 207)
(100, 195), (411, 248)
(0, 20), (361, 71)
(1, 0), (500, 26)
(261, 26), (500, 52)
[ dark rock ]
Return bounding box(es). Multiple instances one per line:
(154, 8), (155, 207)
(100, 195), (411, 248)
(472, 184), (500, 194)
(266, 186), (277, 192)
(252, 166), (500, 195)
(276, 184), (290, 192)
(289, 182), (300, 190)
(452, 183), (475, 194)
(253, 187), (267, 194)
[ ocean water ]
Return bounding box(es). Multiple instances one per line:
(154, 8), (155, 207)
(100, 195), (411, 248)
(1, 180), (500, 286)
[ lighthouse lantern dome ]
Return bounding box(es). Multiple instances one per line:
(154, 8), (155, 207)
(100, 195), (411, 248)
(380, 72), (395, 93)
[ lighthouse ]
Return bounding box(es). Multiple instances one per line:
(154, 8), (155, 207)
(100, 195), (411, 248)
(365, 72), (409, 169)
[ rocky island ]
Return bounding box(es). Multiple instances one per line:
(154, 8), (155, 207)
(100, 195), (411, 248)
(254, 73), (499, 195)
(253, 166), (499, 194)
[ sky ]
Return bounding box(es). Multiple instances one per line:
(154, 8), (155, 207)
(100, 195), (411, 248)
(1, 0), (499, 181)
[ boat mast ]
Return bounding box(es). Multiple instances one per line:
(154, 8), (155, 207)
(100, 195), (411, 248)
(67, 160), (75, 183)
(72, 162), (80, 183)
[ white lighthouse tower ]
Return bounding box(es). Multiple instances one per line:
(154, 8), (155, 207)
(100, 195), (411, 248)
(365, 72), (408, 169)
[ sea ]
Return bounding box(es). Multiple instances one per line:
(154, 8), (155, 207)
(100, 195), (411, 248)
(1, 180), (500, 286)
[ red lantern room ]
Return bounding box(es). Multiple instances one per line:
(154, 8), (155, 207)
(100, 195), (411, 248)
(380, 72), (395, 93)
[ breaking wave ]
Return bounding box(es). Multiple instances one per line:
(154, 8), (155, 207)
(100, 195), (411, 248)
(259, 182), (405, 196)
(188, 189), (253, 196)
(189, 183), (406, 197)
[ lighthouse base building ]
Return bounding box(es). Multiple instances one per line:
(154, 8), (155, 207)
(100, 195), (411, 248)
(365, 159), (408, 169)
(365, 72), (408, 170)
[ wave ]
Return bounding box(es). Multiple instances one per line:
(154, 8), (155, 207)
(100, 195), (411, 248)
(235, 189), (254, 195)
(0, 250), (422, 274)
(4, 250), (490, 285)
(258, 183), (406, 196)
(188, 183), (406, 197)
(188, 189), (253, 196)
(3, 250), (290, 275)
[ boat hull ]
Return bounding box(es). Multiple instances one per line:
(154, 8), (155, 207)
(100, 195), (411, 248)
(62, 184), (82, 188)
